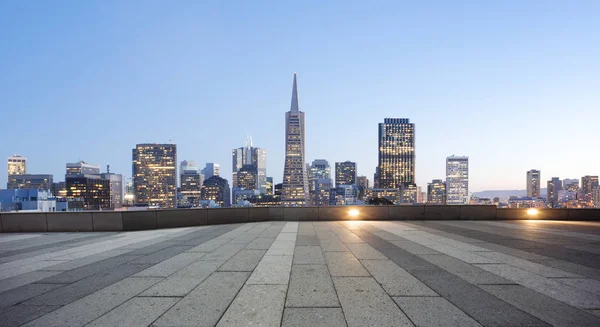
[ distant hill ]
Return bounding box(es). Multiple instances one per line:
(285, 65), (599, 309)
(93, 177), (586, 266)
(473, 189), (547, 203)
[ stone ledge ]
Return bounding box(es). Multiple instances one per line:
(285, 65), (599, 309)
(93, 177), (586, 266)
(1, 206), (599, 233)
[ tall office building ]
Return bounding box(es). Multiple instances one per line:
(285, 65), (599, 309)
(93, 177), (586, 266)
(232, 138), (267, 192)
(180, 161), (203, 208)
(201, 163), (220, 180)
(357, 176), (369, 200)
(66, 162), (109, 210)
(100, 166), (123, 210)
(266, 177), (274, 195)
(446, 156), (469, 205)
(51, 181), (67, 198)
(526, 170), (541, 197)
(236, 165), (258, 190)
(335, 161), (357, 187)
(401, 184), (418, 204)
(66, 162), (100, 176)
(417, 187), (426, 204)
(593, 189), (600, 208)
(314, 178), (333, 206)
(427, 179), (447, 204)
(7, 174), (53, 190)
(123, 178), (135, 206)
(581, 175), (599, 196)
(282, 73), (309, 206)
(308, 160), (331, 192)
(132, 144), (177, 208)
(563, 179), (579, 192)
(375, 118), (415, 189)
(180, 160), (199, 179)
(357, 176), (369, 189)
(547, 177), (562, 208)
(7, 155), (27, 177)
(201, 175), (231, 207)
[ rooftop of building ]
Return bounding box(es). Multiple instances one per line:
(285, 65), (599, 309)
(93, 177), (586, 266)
(1, 219), (599, 326)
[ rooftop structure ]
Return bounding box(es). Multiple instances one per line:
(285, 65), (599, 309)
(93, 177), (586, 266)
(1, 219), (598, 326)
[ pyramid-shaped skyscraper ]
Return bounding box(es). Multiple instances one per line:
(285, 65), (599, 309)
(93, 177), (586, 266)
(282, 73), (309, 206)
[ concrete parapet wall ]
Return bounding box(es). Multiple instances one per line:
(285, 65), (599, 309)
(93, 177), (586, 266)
(497, 208), (570, 220)
(284, 207), (318, 221)
(122, 211), (157, 231)
(424, 205), (461, 220)
(1, 213), (48, 232)
(460, 205), (497, 220)
(1, 206), (600, 233)
(47, 212), (93, 232)
(92, 212), (123, 231)
(389, 206), (424, 220)
(157, 209), (207, 229)
(207, 208), (249, 225)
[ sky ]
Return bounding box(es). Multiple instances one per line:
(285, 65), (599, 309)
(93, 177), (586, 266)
(1, 0), (599, 192)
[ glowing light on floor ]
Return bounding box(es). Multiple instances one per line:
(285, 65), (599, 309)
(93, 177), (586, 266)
(348, 209), (360, 218)
(526, 208), (539, 216)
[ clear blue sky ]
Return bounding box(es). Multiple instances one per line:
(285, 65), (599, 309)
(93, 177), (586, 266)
(1, 0), (599, 192)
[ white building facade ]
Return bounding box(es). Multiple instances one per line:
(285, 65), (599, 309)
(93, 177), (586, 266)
(446, 156), (469, 205)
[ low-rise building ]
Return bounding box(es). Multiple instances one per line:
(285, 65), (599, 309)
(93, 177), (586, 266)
(0, 189), (56, 212)
(330, 185), (359, 206)
(365, 188), (401, 204)
(507, 196), (546, 208)
(7, 174), (53, 191)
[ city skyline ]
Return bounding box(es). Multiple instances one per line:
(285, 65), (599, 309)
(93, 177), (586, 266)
(1, 2), (599, 191)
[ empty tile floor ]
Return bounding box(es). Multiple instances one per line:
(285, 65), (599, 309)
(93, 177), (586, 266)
(1, 220), (600, 326)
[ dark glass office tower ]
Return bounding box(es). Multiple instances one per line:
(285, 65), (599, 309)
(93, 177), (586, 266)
(132, 143), (177, 208)
(375, 118), (415, 189)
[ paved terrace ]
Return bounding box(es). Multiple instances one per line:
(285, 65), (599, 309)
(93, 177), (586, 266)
(1, 220), (600, 327)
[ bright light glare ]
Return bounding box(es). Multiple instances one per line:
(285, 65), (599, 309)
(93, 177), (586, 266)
(348, 209), (360, 218)
(526, 208), (539, 216)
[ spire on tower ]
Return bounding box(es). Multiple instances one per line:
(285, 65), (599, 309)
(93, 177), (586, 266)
(290, 72), (299, 113)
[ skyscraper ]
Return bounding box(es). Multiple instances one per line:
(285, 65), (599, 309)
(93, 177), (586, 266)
(101, 166), (123, 210)
(232, 137), (267, 192)
(201, 175), (231, 207)
(427, 179), (447, 204)
(401, 184), (418, 204)
(66, 162), (100, 176)
(282, 73), (309, 206)
(7, 155), (26, 177)
(236, 165), (258, 190)
(375, 118), (415, 189)
(446, 156), (469, 205)
(132, 144), (177, 208)
(7, 174), (53, 191)
(526, 170), (541, 197)
(547, 177), (562, 208)
(357, 176), (369, 190)
(66, 162), (109, 210)
(563, 179), (579, 192)
(356, 176), (369, 200)
(308, 159), (331, 192)
(314, 178), (333, 206)
(180, 160), (203, 207)
(266, 177), (274, 195)
(335, 161), (357, 187)
(201, 163), (220, 180)
(581, 175), (599, 196)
